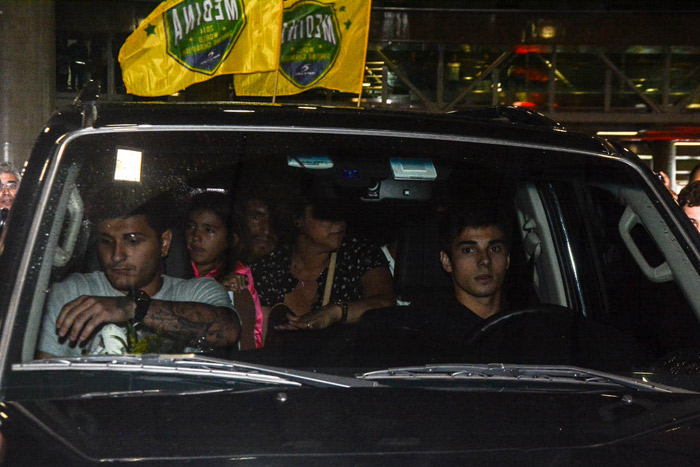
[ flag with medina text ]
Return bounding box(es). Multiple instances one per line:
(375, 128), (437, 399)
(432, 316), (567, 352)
(234, 0), (371, 97)
(119, 0), (283, 97)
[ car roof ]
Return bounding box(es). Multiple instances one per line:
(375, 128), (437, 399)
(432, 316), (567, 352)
(49, 101), (618, 159)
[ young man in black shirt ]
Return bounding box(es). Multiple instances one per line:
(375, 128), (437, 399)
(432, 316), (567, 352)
(400, 207), (512, 351)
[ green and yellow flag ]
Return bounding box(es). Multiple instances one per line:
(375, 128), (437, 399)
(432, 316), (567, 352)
(234, 0), (372, 97)
(119, 0), (283, 97)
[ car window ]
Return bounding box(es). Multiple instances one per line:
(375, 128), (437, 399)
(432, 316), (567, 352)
(558, 181), (700, 354)
(7, 122), (700, 397)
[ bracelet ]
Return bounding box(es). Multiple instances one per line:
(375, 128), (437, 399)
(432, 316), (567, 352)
(335, 301), (348, 323)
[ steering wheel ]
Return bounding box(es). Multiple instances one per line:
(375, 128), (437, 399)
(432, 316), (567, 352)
(464, 304), (578, 347)
(462, 304), (589, 366)
(463, 304), (647, 371)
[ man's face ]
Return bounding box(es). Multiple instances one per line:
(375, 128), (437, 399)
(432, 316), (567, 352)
(440, 225), (510, 302)
(243, 199), (277, 260)
(0, 173), (19, 210)
(683, 205), (700, 233)
(96, 215), (171, 295)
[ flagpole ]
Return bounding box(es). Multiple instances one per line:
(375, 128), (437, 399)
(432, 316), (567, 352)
(272, 67), (280, 104)
(357, 1), (372, 108)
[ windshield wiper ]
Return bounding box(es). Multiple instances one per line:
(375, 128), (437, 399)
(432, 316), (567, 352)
(16, 354), (380, 388)
(74, 387), (281, 399)
(358, 364), (694, 393)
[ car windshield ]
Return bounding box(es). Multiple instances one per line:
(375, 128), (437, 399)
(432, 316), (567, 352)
(7, 107), (700, 396)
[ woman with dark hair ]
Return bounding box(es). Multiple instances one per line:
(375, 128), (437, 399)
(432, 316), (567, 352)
(252, 198), (395, 345)
(185, 192), (262, 349)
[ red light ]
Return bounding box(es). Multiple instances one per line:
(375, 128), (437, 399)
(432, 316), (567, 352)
(512, 101), (536, 108)
(513, 45), (550, 55)
(508, 66), (549, 82)
(638, 126), (700, 141)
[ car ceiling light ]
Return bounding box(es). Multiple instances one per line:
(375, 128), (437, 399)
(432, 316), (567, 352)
(114, 148), (143, 182)
(674, 141), (700, 146)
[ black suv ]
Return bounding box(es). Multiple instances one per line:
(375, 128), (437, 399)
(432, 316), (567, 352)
(0, 102), (699, 465)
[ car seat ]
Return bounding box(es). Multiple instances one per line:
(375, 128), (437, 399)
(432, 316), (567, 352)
(393, 215), (452, 305)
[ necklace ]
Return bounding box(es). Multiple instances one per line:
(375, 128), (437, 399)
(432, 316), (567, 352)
(291, 259), (326, 288)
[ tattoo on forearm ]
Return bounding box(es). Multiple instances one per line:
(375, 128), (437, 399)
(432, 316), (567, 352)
(116, 296), (134, 320)
(143, 301), (237, 346)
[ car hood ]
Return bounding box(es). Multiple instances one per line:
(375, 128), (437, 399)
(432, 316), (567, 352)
(3, 388), (700, 465)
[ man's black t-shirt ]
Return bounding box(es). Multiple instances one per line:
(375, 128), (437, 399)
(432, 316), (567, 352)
(405, 294), (486, 351)
(354, 293), (504, 366)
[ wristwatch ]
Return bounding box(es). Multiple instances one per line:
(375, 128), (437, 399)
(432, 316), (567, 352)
(128, 289), (151, 324)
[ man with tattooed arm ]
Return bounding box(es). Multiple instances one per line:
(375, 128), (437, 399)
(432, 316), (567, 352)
(36, 201), (240, 358)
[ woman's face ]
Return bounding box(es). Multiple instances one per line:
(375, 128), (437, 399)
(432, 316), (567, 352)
(185, 209), (228, 271)
(298, 206), (346, 251)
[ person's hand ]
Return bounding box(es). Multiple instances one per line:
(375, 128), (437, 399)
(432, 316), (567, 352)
(56, 295), (134, 344)
(658, 171), (678, 200)
(274, 304), (342, 331)
(219, 272), (248, 293)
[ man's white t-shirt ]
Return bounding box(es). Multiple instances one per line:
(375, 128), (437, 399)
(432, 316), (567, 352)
(38, 271), (232, 357)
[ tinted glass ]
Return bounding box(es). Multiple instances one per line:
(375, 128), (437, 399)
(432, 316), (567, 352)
(11, 126), (700, 394)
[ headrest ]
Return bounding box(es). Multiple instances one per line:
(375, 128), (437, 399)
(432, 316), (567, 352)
(393, 216), (452, 303)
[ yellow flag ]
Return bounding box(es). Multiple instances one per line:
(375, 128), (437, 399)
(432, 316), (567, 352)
(234, 0), (371, 96)
(119, 0), (283, 97)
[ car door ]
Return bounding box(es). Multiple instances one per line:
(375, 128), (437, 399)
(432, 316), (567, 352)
(543, 162), (700, 376)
